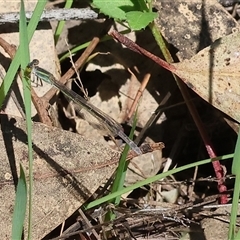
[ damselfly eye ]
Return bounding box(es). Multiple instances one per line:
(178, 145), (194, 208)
(32, 59), (39, 65)
(27, 59), (40, 68)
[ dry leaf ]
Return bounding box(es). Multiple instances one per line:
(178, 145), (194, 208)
(0, 114), (164, 239)
(154, 0), (240, 60)
(202, 205), (240, 240)
(110, 30), (240, 123)
(125, 150), (163, 186)
(173, 31), (240, 122)
(0, 114), (118, 239)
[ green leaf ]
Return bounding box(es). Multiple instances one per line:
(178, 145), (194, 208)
(126, 11), (157, 30)
(92, 0), (147, 20)
(11, 164), (27, 240)
(92, 0), (132, 20)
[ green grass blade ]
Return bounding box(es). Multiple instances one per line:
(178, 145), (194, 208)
(104, 144), (129, 222)
(84, 153), (233, 210)
(233, 228), (240, 240)
(0, 0), (47, 108)
(11, 164), (27, 240)
(104, 111), (139, 222)
(229, 174), (240, 239)
(110, 113), (138, 203)
(231, 129), (240, 175)
(59, 29), (130, 61)
(54, 0), (73, 43)
(19, 0), (34, 238)
(228, 128), (240, 239)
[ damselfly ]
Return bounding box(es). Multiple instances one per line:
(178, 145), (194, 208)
(26, 59), (142, 155)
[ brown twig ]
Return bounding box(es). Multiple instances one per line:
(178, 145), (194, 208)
(0, 37), (16, 57)
(42, 16), (114, 103)
(42, 36), (100, 102)
(126, 72), (151, 121)
(78, 208), (100, 240)
(135, 92), (172, 145)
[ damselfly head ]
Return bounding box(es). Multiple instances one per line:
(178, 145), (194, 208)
(26, 59), (43, 87)
(27, 59), (39, 69)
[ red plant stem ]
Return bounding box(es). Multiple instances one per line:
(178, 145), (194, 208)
(109, 30), (228, 203)
(110, 30), (175, 72)
(178, 80), (227, 203)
